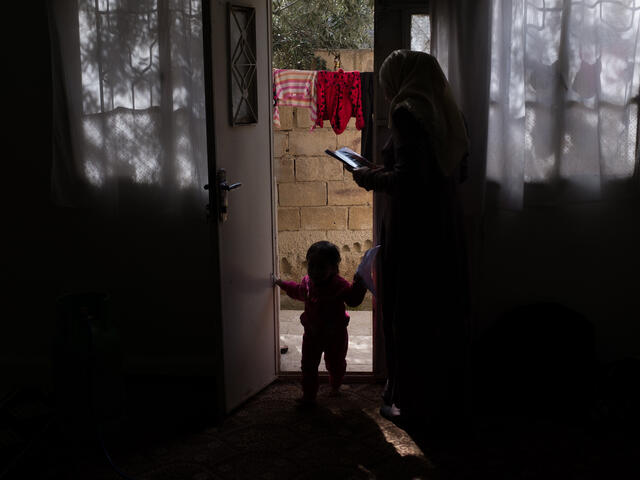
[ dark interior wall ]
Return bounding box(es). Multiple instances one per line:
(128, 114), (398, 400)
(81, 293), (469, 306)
(479, 200), (640, 363)
(2, 1), (56, 388)
(1, 2), (222, 402)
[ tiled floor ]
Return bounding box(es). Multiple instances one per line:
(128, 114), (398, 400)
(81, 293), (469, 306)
(279, 310), (373, 372)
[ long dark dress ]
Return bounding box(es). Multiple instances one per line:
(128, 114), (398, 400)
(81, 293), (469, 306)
(360, 107), (469, 425)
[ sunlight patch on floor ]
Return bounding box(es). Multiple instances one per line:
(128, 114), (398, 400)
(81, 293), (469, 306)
(363, 406), (431, 462)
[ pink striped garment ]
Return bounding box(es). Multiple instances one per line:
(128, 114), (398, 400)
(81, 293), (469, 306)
(272, 69), (317, 128)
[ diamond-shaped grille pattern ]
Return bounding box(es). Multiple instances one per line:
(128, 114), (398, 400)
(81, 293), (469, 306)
(229, 5), (258, 125)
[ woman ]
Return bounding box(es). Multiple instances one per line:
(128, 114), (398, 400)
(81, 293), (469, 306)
(352, 50), (470, 428)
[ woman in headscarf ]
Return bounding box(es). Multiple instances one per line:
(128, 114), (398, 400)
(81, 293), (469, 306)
(352, 50), (470, 429)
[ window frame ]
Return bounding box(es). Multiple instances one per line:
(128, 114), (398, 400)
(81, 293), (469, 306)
(401, 5), (430, 52)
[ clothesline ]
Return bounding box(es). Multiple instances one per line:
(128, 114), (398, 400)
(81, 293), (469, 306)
(273, 68), (365, 135)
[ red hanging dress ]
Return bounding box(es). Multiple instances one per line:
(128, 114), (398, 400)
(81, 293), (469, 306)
(314, 69), (364, 135)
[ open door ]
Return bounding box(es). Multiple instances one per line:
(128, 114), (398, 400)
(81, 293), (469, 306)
(203, 0), (277, 412)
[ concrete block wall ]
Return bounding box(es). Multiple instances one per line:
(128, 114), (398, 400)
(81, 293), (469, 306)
(275, 49), (374, 309)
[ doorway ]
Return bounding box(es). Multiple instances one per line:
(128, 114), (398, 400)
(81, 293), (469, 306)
(273, 87), (375, 373)
(270, 1), (433, 377)
(272, 49), (376, 374)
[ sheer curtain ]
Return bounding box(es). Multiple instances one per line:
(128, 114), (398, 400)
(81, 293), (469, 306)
(487, 0), (640, 209)
(49, 0), (208, 213)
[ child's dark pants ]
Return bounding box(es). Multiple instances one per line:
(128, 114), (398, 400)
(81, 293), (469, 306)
(301, 326), (348, 400)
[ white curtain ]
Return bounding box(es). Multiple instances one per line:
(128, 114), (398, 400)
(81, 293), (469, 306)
(487, 0), (640, 209)
(49, 0), (207, 213)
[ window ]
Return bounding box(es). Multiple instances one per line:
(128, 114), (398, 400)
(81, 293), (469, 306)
(487, 0), (640, 207)
(74, 0), (206, 188)
(410, 14), (431, 53)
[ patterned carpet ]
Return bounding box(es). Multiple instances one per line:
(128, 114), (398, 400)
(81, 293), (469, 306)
(42, 380), (640, 480)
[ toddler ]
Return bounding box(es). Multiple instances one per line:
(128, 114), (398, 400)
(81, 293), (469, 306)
(274, 241), (367, 405)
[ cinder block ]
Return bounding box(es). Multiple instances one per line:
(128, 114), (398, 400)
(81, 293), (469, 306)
(327, 230), (374, 253)
(277, 230), (328, 255)
(354, 49), (374, 72)
(279, 182), (327, 207)
(300, 206), (348, 230)
(339, 50), (356, 71)
(338, 127), (362, 155)
(278, 207), (300, 231)
(313, 50), (334, 70)
(327, 179), (372, 206)
(276, 156), (294, 183)
(278, 256), (307, 284)
(296, 156), (343, 181)
(327, 230), (374, 281)
(278, 252), (309, 285)
(295, 108), (312, 129)
(273, 132), (288, 158)
(289, 128), (337, 156)
(312, 49), (374, 73)
(276, 106), (294, 130)
(349, 206), (373, 230)
(278, 251), (306, 283)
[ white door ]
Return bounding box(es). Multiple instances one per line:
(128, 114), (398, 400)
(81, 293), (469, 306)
(205, 0), (277, 412)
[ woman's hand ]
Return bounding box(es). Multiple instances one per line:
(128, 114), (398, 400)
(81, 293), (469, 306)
(351, 167), (370, 188)
(272, 274), (284, 287)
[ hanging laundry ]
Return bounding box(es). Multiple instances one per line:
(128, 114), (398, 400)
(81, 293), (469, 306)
(272, 69), (318, 128)
(314, 69), (364, 135)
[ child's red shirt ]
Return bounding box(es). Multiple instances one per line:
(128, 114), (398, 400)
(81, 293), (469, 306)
(279, 274), (367, 332)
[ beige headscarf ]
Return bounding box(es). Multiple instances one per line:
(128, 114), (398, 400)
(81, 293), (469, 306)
(379, 50), (469, 177)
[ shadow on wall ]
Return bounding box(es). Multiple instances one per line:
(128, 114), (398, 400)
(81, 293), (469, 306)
(472, 301), (640, 443)
(480, 180), (640, 364)
(473, 302), (597, 422)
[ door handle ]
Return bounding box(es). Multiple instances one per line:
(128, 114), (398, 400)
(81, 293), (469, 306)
(221, 182), (242, 191)
(216, 169), (241, 223)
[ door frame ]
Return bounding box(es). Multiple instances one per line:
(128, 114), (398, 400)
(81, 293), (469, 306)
(369, 0), (436, 384)
(201, 0), (228, 419)
(274, 2), (433, 384)
(401, 6), (431, 51)
(267, 0), (283, 381)
(272, 61), (381, 383)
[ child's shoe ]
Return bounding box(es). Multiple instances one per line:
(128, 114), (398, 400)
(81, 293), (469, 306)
(328, 386), (341, 397)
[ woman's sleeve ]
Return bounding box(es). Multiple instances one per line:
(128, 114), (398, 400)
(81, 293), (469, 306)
(354, 166), (393, 193)
(279, 280), (306, 302)
(355, 109), (426, 195)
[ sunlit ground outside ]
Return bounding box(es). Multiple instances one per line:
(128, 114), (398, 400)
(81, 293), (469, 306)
(279, 310), (373, 373)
